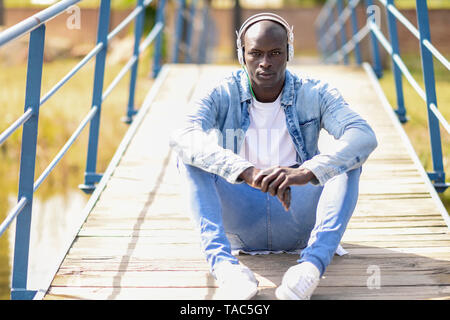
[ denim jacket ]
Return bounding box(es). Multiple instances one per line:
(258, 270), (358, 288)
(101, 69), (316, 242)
(169, 68), (378, 186)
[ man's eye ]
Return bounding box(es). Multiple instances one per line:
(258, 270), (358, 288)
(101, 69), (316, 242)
(272, 51), (281, 56)
(250, 52), (261, 56)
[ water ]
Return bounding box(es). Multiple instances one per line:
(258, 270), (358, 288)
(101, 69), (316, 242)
(2, 190), (89, 299)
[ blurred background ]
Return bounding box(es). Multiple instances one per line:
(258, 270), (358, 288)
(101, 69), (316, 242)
(0, 0), (449, 300)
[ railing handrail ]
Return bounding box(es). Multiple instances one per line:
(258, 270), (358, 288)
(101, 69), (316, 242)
(315, 0), (448, 193)
(0, 0), (81, 46)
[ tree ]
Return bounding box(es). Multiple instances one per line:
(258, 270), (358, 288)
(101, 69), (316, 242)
(0, 0), (4, 26)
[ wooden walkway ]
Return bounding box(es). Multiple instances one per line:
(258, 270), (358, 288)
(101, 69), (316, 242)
(44, 63), (450, 300)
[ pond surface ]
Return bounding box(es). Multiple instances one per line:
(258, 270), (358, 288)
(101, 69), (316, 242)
(1, 190), (90, 299)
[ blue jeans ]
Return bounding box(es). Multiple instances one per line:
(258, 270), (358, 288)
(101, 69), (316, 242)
(177, 159), (361, 277)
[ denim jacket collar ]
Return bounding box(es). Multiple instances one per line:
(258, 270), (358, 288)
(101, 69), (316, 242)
(238, 69), (295, 107)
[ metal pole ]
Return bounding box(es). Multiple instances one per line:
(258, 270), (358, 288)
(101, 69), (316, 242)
(123, 0), (146, 124)
(336, 0), (349, 64)
(79, 0), (111, 194)
(350, 1), (362, 65)
(416, 0), (446, 192)
(365, 0), (383, 78)
(11, 24), (46, 300)
(197, 0), (209, 64)
(153, 0), (166, 78)
(185, 0), (198, 63)
(172, 0), (186, 63)
(386, 0), (407, 123)
(329, 6), (338, 58)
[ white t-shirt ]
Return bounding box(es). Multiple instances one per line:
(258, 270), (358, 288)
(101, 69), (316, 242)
(238, 94), (298, 169)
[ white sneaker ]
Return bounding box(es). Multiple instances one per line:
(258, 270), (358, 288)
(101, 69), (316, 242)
(275, 262), (320, 300)
(214, 262), (259, 300)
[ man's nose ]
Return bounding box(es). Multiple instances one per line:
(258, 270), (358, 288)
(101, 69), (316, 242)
(259, 54), (272, 69)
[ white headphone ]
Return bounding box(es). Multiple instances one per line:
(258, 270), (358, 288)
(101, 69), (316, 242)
(236, 12), (294, 66)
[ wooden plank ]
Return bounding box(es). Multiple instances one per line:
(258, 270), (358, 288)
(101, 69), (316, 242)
(58, 254), (450, 272)
(44, 285), (450, 300)
(49, 268), (450, 288)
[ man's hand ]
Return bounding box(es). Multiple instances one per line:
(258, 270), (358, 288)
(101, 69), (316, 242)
(238, 166), (261, 189)
(254, 166), (316, 211)
(238, 166), (316, 211)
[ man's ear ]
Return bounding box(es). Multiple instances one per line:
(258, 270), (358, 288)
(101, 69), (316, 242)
(242, 47), (246, 64)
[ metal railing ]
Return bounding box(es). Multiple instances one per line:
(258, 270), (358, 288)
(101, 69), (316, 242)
(0, 0), (210, 300)
(315, 0), (449, 193)
(172, 0), (212, 64)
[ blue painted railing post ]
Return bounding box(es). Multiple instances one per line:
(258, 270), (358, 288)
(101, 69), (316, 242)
(315, 23), (324, 60)
(416, 0), (446, 192)
(197, 0), (209, 64)
(11, 24), (46, 300)
(185, 0), (198, 63)
(172, 0), (186, 63)
(79, 0), (111, 194)
(350, 1), (362, 65)
(153, 0), (166, 78)
(328, 7), (337, 58)
(336, 0), (348, 64)
(365, 0), (383, 78)
(123, 0), (146, 124)
(386, 0), (407, 123)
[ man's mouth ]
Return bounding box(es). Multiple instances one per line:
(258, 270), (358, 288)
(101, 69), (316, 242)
(257, 72), (275, 80)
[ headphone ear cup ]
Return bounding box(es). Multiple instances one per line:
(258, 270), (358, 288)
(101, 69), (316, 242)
(237, 47), (244, 65)
(288, 44), (294, 61)
(236, 36), (244, 65)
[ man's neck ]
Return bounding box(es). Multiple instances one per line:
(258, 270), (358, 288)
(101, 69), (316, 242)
(251, 79), (285, 103)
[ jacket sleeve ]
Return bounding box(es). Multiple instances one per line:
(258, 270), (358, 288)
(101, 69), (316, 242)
(300, 82), (378, 186)
(169, 87), (254, 184)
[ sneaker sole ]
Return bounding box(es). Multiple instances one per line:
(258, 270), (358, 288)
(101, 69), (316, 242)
(243, 287), (259, 300)
(216, 285), (258, 300)
(275, 284), (310, 300)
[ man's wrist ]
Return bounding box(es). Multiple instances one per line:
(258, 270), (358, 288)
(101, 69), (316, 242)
(238, 166), (255, 184)
(294, 167), (316, 184)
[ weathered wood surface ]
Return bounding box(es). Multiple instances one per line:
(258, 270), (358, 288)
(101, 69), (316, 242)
(44, 63), (450, 300)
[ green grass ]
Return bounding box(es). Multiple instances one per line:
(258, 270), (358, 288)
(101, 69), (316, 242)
(378, 53), (450, 213)
(394, 0), (450, 9)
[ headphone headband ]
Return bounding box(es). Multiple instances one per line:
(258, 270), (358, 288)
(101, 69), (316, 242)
(236, 12), (294, 65)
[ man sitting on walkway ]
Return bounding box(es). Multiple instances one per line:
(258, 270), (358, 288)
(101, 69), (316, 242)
(169, 13), (378, 300)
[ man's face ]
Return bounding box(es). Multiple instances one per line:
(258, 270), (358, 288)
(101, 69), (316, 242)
(243, 20), (288, 97)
